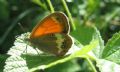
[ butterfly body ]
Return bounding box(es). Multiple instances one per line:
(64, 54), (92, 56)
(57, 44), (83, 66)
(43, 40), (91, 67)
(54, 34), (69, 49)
(29, 12), (73, 56)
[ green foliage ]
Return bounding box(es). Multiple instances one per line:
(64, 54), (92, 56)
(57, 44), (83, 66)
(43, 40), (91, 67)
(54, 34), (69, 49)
(102, 31), (120, 64)
(0, 0), (120, 72)
(4, 56), (29, 72)
(0, 0), (9, 21)
(0, 54), (9, 72)
(3, 32), (98, 72)
(92, 27), (104, 58)
(71, 24), (94, 45)
(97, 59), (120, 72)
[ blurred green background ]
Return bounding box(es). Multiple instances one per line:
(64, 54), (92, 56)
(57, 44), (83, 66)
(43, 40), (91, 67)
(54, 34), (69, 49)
(0, 0), (120, 71)
(0, 0), (120, 54)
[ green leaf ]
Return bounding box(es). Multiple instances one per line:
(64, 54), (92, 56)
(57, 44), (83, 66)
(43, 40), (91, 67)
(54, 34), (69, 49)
(4, 56), (29, 72)
(6, 33), (81, 72)
(6, 32), (99, 72)
(71, 24), (94, 45)
(4, 55), (80, 72)
(29, 40), (98, 72)
(97, 59), (120, 72)
(45, 60), (80, 72)
(0, 54), (9, 72)
(92, 27), (104, 58)
(7, 33), (38, 56)
(102, 31), (120, 64)
(23, 54), (61, 69)
(72, 39), (99, 57)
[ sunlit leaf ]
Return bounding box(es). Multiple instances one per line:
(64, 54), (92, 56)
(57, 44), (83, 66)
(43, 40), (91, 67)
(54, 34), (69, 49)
(102, 31), (120, 64)
(97, 59), (120, 72)
(4, 56), (29, 72)
(92, 27), (104, 58)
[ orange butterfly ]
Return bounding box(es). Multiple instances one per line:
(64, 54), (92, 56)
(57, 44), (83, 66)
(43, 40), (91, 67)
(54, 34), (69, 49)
(29, 12), (73, 56)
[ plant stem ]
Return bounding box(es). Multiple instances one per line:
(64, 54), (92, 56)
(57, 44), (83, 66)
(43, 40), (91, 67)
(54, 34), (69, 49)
(31, 0), (47, 10)
(47, 0), (54, 13)
(86, 57), (97, 72)
(61, 0), (76, 31)
(0, 8), (36, 45)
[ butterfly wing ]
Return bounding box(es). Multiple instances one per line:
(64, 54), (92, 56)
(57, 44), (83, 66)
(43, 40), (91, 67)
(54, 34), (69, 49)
(30, 12), (70, 39)
(30, 12), (72, 56)
(30, 33), (72, 56)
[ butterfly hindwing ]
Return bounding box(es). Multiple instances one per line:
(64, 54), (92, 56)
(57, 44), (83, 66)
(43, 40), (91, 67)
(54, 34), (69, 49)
(30, 33), (72, 56)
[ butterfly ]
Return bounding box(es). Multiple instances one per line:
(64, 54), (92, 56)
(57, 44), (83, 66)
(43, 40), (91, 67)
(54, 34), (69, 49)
(29, 12), (73, 56)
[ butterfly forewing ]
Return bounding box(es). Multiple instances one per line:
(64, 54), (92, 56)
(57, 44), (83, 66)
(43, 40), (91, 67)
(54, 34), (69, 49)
(30, 12), (70, 38)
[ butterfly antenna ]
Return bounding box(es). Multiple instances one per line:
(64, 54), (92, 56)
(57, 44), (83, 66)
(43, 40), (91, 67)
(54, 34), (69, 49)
(18, 23), (27, 33)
